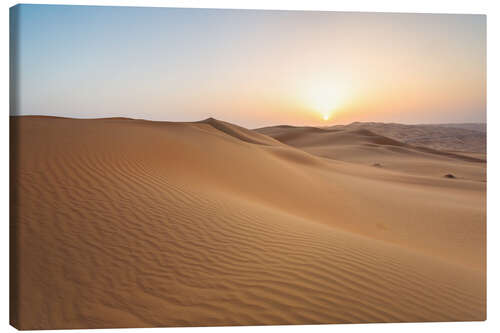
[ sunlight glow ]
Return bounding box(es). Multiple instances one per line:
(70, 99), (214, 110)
(301, 81), (347, 123)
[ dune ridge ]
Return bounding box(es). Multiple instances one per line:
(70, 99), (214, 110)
(11, 116), (486, 329)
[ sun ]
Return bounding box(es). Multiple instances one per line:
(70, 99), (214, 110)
(314, 101), (334, 122)
(301, 80), (350, 123)
(304, 84), (341, 122)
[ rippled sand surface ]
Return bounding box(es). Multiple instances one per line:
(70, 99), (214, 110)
(11, 116), (486, 329)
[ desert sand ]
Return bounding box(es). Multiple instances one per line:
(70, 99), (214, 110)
(325, 122), (486, 153)
(10, 116), (486, 329)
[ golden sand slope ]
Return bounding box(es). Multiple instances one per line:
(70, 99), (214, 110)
(11, 116), (486, 329)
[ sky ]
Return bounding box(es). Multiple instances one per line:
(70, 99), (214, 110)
(10, 4), (486, 128)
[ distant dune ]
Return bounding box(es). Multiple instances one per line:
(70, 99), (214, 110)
(256, 124), (486, 180)
(11, 116), (486, 329)
(429, 123), (486, 133)
(307, 122), (486, 153)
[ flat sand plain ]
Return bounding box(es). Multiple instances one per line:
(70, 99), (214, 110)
(10, 116), (486, 329)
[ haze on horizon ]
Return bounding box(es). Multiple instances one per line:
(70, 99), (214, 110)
(10, 5), (486, 128)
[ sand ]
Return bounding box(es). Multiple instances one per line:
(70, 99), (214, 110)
(10, 116), (486, 329)
(323, 122), (486, 153)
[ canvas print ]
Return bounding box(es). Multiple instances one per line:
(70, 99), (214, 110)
(9, 4), (486, 330)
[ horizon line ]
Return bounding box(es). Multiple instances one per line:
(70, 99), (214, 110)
(10, 114), (487, 130)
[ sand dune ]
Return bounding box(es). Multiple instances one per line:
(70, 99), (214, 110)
(11, 116), (486, 329)
(256, 125), (486, 181)
(319, 122), (486, 153)
(427, 123), (486, 133)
